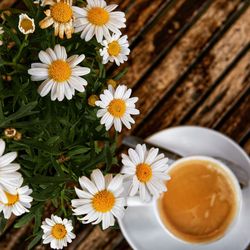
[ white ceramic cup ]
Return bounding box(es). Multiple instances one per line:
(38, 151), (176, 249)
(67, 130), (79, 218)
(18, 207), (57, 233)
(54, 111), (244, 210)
(126, 156), (242, 245)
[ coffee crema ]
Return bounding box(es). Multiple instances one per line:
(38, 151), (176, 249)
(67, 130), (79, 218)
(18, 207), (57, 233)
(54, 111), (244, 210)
(158, 159), (238, 243)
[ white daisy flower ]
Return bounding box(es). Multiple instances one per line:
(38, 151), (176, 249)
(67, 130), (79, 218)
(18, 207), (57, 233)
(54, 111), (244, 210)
(0, 184), (33, 219)
(95, 85), (139, 132)
(72, 169), (125, 230)
(41, 214), (76, 249)
(73, 0), (126, 43)
(0, 27), (4, 46)
(121, 144), (171, 201)
(28, 44), (90, 101)
(18, 14), (35, 35)
(39, 0), (75, 39)
(0, 139), (23, 203)
(100, 34), (130, 66)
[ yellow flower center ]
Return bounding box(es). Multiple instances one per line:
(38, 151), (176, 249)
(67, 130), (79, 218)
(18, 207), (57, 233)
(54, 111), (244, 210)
(108, 41), (121, 56)
(92, 190), (115, 213)
(88, 95), (99, 107)
(108, 99), (126, 118)
(136, 163), (152, 183)
(107, 79), (117, 88)
(49, 60), (71, 82)
(20, 18), (33, 32)
(88, 7), (109, 26)
(51, 2), (73, 23)
(51, 224), (67, 239)
(4, 192), (19, 205)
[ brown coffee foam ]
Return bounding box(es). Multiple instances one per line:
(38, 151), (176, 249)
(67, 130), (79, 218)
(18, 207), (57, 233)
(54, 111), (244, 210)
(158, 159), (237, 243)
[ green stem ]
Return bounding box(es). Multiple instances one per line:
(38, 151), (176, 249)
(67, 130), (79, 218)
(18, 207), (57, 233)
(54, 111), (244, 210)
(1, 62), (27, 71)
(13, 34), (28, 63)
(60, 190), (67, 217)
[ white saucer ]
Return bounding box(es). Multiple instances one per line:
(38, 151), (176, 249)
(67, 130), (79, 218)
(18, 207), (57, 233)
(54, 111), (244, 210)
(118, 126), (250, 250)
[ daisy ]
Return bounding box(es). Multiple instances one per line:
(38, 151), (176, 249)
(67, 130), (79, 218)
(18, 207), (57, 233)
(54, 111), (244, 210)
(73, 0), (126, 43)
(100, 34), (130, 66)
(95, 85), (139, 132)
(121, 144), (171, 201)
(28, 44), (90, 101)
(0, 27), (4, 46)
(0, 139), (23, 203)
(41, 214), (76, 249)
(18, 14), (35, 35)
(0, 184), (33, 219)
(71, 169), (125, 230)
(39, 0), (75, 39)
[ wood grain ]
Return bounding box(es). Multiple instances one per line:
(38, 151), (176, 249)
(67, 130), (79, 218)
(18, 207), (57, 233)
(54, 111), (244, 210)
(218, 91), (250, 142)
(186, 50), (250, 128)
(243, 138), (250, 155)
(111, 0), (212, 87)
(136, 6), (250, 138)
(120, 0), (173, 44)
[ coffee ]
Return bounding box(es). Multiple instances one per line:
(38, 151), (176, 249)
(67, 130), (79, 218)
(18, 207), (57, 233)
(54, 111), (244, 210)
(158, 159), (238, 243)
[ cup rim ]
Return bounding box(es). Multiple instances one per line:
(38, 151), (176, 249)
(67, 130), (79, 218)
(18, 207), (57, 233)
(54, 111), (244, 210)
(153, 155), (243, 245)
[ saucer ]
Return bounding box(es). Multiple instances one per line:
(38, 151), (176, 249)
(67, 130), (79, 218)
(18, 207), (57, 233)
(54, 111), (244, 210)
(118, 126), (250, 250)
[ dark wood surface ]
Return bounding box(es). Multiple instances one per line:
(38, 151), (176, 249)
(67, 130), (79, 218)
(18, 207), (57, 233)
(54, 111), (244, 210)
(0, 0), (249, 249)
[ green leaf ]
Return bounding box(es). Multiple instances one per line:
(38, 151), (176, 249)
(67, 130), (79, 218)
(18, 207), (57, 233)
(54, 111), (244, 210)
(113, 67), (128, 80)
(0, 216), (7, 233)
(33, 206), (43, 234)
(105, 144), (113, 171)
(23, 0), (36, 13)
(68, 146), (90, 157)
(28, 231), (43, 250)
(0, 101), (38, 127)
(27, 176), (70, 184)
(14, 212), (34, 228)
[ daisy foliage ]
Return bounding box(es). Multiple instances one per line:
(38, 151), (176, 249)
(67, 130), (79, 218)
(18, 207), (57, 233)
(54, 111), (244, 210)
(0, 0), (169, 249)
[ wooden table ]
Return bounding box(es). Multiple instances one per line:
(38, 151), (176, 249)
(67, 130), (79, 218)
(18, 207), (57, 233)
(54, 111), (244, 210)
(0, 0), (249, 249)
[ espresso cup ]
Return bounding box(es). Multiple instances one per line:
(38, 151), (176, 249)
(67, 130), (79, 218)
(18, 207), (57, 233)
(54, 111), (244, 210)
(126, 156), (242, 245)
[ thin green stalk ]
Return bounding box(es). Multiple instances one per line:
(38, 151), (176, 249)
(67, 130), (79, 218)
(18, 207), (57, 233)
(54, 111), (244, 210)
(13, 34), (28, 63)
(1, 61), (27, 71)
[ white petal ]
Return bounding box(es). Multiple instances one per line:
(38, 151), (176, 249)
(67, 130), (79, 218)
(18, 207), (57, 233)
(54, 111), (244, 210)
(71, 67), (90, 76)
(73, 204), (92, 215)
(38, 51), (51, 64)
(91, 169), (105, 191)
(113, 118), (122, 132)
(0, 152), (17, 167)
(128, 148), (140, 165)
(107, 174), (123, 192)
(68, 76), (85, 92)
(0, 140), (5, 157)
(111, 206), (124, 219)
(74, 187), (93, 199)
(38, 79), (54, 97)
(79, 176), (98, 195)
(145, 148), (159, 165)
(69, 54), (85, 67)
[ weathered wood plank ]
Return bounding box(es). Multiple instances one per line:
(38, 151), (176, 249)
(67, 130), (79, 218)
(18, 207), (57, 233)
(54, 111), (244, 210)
(111, 0), (213, 87)
(0, 223), (31, 250)
(121, 0), (173, 44)
(75, 227), (121, 250)
(113, 238), (132, 250)
(243, 137), (250, 155)
(185, 49), (250, 128)
(218, 92), (250, 142)
(135, 6), (250, 138)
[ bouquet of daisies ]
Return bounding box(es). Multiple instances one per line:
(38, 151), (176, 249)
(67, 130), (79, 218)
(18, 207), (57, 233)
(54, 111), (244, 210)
(0, 0), (170, 249)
